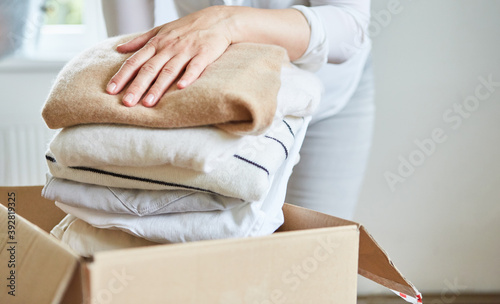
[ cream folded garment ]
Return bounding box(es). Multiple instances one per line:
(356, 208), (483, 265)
(49, 117), (310, 245)
(46, 117), (303, 202)
(48, 64), (321, 172)
(51, 215), (157, 257)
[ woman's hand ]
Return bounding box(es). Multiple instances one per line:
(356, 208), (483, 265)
(106, 5), (311, 107)
(106, 6), (234, 107)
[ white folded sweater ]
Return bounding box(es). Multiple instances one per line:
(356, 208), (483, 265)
(46, 117), (303, 202)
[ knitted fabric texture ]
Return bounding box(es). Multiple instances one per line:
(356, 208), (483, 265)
(41, 33), (287, 135)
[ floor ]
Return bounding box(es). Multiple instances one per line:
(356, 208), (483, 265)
(357, 293), (500, 304)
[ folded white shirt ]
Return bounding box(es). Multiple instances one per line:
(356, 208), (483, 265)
(53, 117), (310, 243)
(43, 174), (246, 216)
(46, 117), (303, 202)
(48, 64), (322, 172)
(51, 214), (157, 257)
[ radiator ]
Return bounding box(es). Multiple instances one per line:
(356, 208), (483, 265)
(0, 123), (55, 186)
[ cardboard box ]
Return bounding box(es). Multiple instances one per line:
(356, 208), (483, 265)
(0, 186), (421, 304)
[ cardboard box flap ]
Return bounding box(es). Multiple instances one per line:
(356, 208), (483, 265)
(0, 186), (67, 233)
(358, 226), (422, 302)
(0, 203), (80, 304)
(279, 203), (357, 231)
(281, 203), (421, 303)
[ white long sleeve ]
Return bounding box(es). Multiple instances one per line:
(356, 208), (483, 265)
(292, 0), (371, 70)
(163, 0), (371, 71)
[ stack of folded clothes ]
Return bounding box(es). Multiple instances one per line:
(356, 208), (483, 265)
(41, 33), (322, 256)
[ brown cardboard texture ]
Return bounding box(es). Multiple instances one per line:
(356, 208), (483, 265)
(0, 186), (421, 304)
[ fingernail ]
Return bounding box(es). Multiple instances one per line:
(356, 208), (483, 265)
(123, 93), (134, 104)
(107, 82), (116, 93)
(178, 80), (187, 88)
(145, 94), (154, 105)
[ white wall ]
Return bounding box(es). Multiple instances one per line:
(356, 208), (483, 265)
(0, 0), (498, 297)
(0, 66), (60, 185)
(355, 0), (500, 296)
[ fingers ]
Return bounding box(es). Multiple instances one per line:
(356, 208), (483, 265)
(177, 55), (210, 89)
(121, 51), (217, 107)
(106, 37), (159, 99)
(116, 28), (159, 53)
(121, 52), (174, 107)
(106, 20), (231, 107)
(142, 54), (191, 107)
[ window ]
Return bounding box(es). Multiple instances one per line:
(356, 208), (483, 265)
(23, 0), (106, 61)
(43, 0), (84, 25)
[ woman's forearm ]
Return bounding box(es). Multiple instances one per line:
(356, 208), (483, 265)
(226, 7), (311, 61)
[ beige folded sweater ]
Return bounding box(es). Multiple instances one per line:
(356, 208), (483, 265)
(42, 33), (287, 135)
